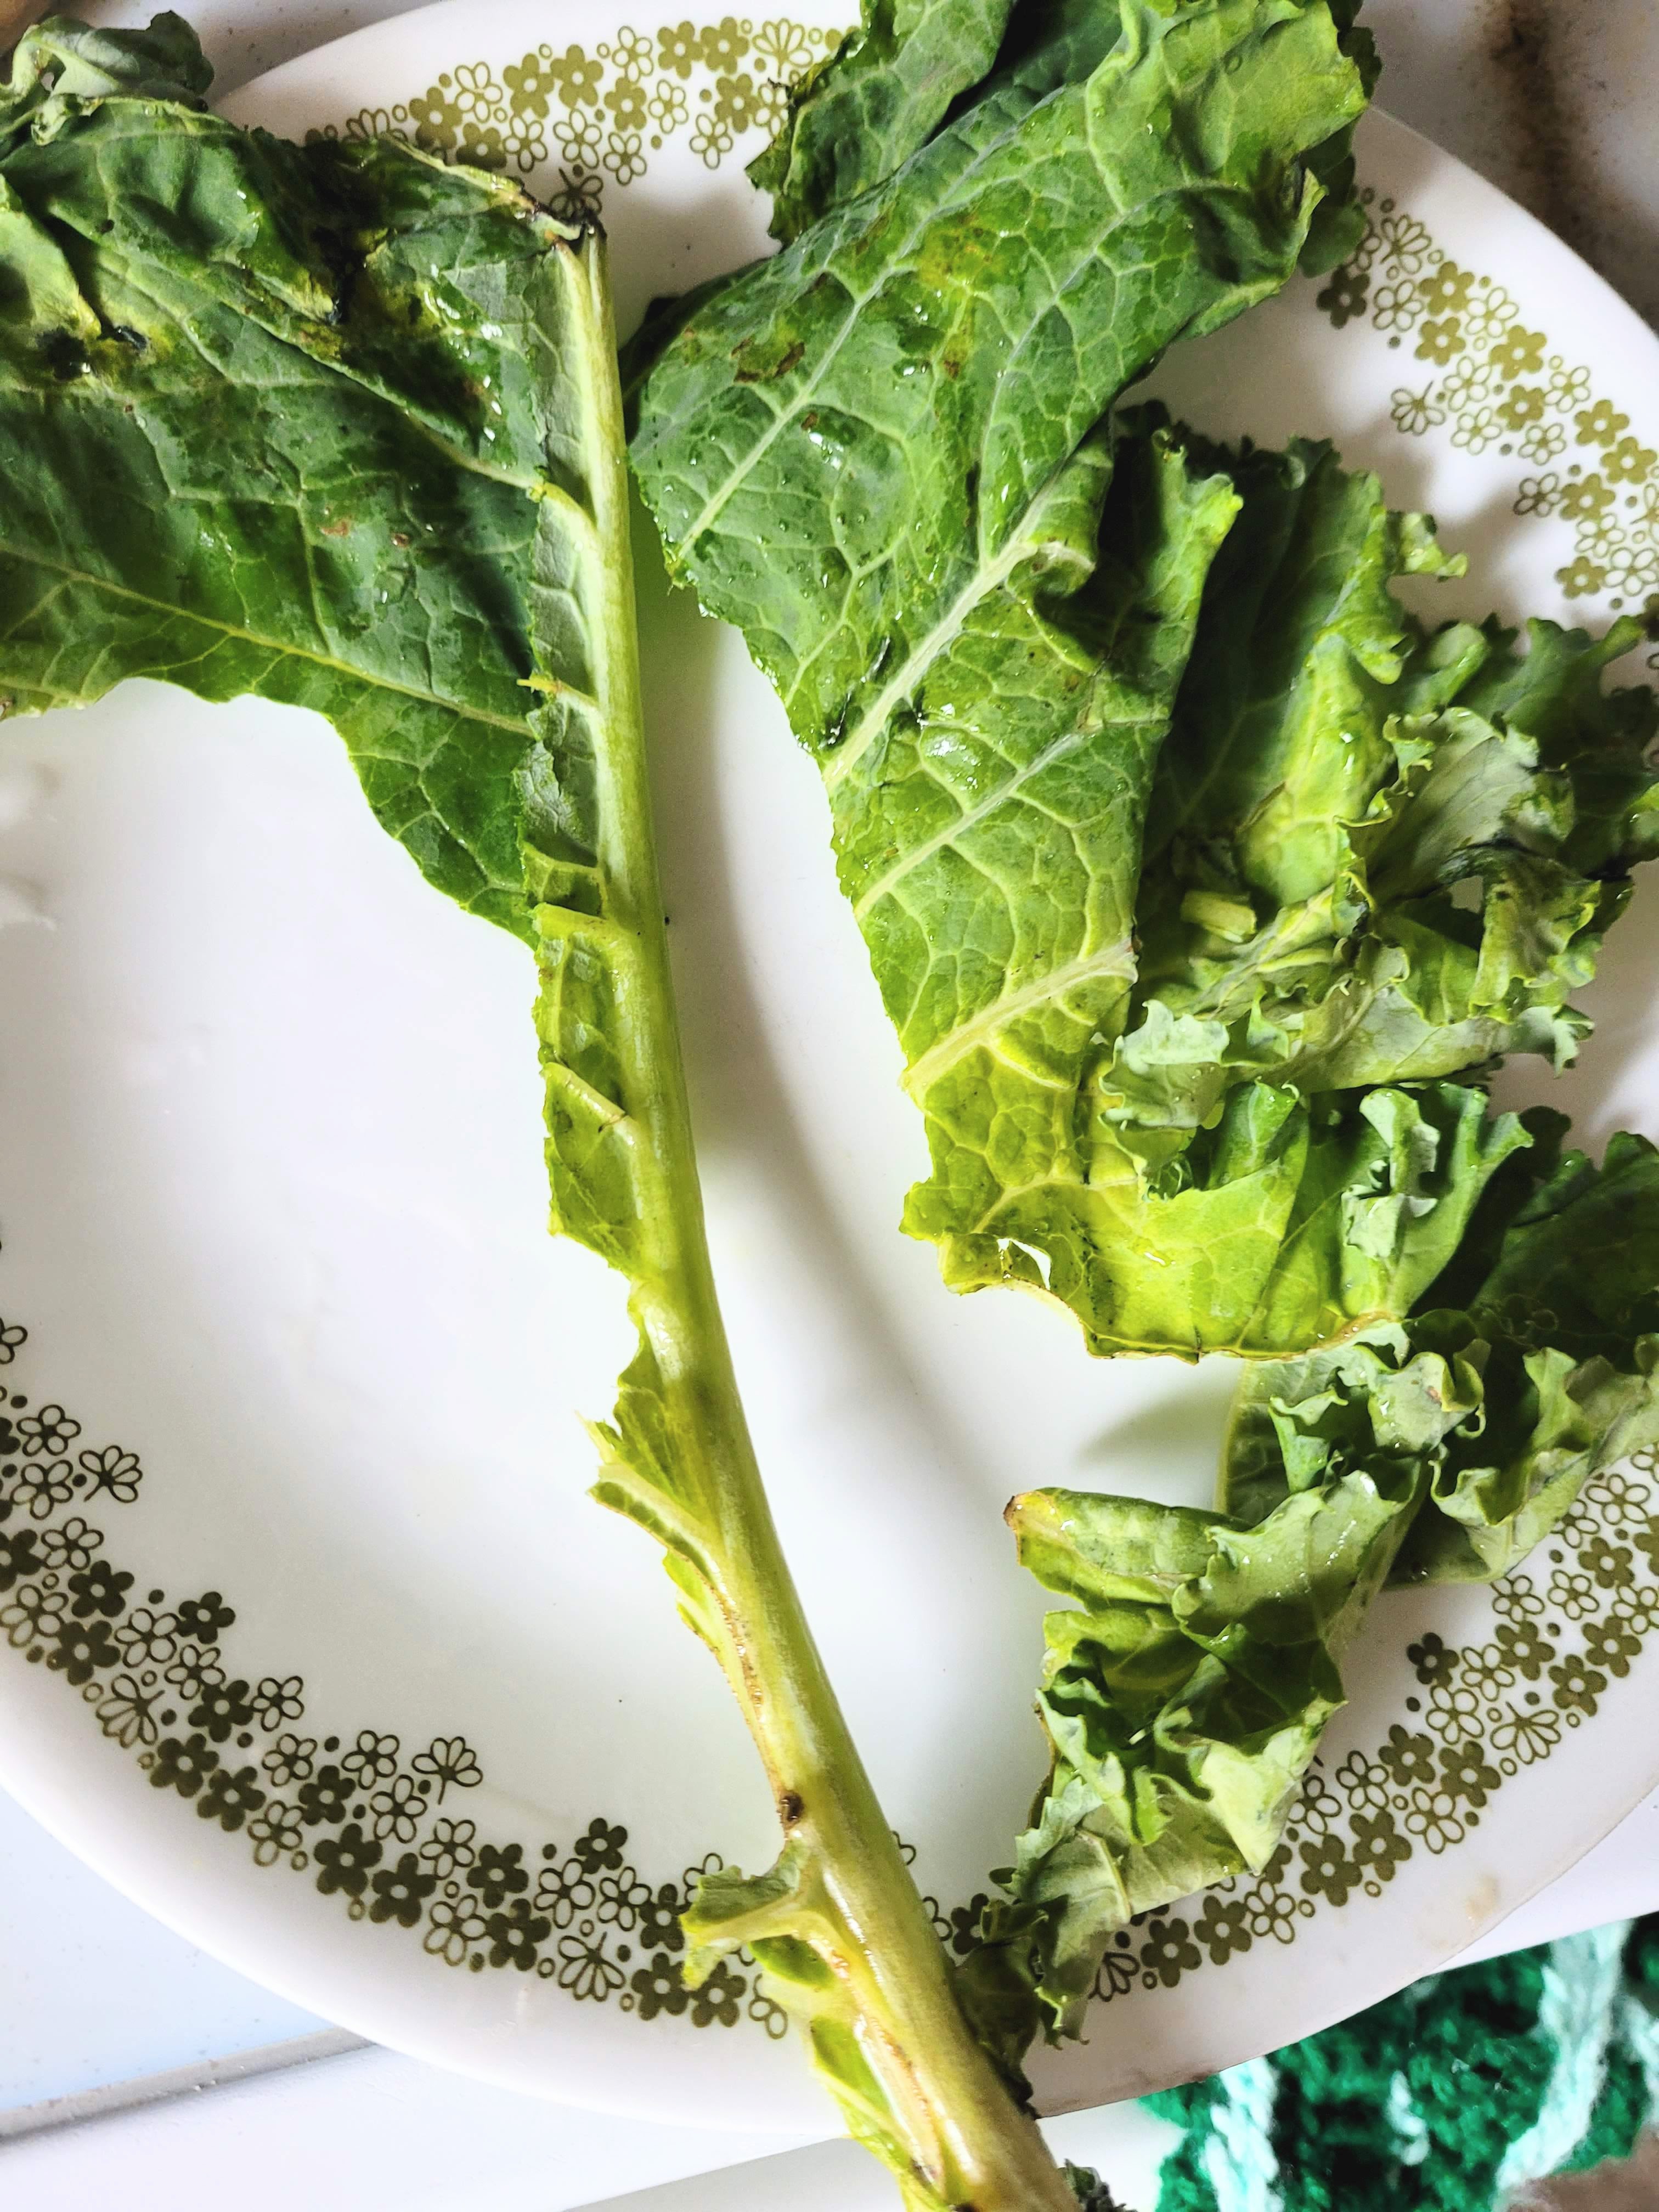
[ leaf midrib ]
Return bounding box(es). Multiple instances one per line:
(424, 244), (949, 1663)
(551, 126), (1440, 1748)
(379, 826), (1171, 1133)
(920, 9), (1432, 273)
(852, 713), (1164, 919)
(902, 931), (1135, 1098)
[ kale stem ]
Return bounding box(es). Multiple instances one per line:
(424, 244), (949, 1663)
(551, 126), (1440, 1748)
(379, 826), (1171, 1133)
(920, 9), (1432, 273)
(574, 229), (1079, 2212)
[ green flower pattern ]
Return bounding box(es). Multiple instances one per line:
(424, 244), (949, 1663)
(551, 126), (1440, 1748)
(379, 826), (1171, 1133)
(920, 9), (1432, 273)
(306, 19), (839, 219)
(0, 1326), (808, 2034)
(1319, 187), (1659, 653)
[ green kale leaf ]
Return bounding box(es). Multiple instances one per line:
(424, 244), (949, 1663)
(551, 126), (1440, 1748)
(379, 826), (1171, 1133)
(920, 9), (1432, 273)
(981, 1118), (1659, 2046)
(1225, 1313), (1659, 1590)
(0, 10), (210, 142)
(1443, 1113), (1659, 1363)
(1110, 432), (1658, 1181)
(0, 43), (605, 938)
(635, 0), (1367, 772)
(633, 0), (1389, 1357)
(1294, 0), (1380, 274)
(950, 430), (1652, 1356)
(637, 0), (1651, 1360)
(986, 1451), (1426, 2038)
(1238, 1116), (1659, 1585)
(1224, 1116), (1659, 1575)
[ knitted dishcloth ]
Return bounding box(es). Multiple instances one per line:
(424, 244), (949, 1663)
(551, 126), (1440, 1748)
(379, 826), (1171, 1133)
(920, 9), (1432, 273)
(1143, 1913), (1659, 2211)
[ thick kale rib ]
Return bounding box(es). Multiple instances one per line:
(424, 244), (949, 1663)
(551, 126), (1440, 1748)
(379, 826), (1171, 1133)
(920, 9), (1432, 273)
(0, 25), (1088, 2207)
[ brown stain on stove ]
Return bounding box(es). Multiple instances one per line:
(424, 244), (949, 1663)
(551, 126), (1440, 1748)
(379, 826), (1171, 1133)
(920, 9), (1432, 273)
(1485, 0), (1596, 259)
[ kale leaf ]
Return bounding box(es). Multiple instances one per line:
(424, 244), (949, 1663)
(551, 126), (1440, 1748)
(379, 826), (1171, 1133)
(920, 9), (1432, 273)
(633, 0), (1387, 1358)
(978, 1118), (1659, 2050)
(749, 0), (1020, 245)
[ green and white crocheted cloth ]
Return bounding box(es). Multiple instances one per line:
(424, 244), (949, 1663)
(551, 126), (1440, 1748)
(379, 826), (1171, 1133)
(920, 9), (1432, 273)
(1146, 1913), (1659, 2209)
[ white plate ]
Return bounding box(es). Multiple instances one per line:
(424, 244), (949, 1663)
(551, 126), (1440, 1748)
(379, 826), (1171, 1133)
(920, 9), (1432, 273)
(2, 0), (1658, 2131)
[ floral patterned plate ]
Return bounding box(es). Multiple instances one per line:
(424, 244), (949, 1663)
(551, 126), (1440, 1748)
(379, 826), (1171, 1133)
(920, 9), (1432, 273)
(0, 0), (1656, 2133)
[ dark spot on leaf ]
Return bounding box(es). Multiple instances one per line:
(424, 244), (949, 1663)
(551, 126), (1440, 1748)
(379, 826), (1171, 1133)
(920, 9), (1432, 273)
(40, 331), (90, 381)
(320, 517), (354, 538)
(733, 337), (804, 385)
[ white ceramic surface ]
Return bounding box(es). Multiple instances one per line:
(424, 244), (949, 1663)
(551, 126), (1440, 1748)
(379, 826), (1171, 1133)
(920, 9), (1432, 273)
(1, 0), (1657, 2130)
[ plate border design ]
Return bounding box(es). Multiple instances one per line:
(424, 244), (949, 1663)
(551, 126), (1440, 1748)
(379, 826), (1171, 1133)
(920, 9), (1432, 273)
(301, 17), (844, 219)
(1317, 184), (1659, 656)
(0, 1321), (792, 2039)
